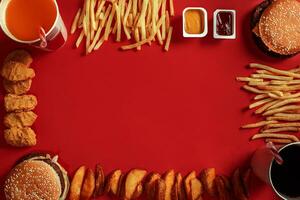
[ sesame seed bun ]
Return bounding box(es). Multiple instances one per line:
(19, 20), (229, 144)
(251, 0), (300, 57)
(4, 153), (69, 200)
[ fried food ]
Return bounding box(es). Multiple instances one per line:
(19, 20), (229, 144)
(69, 166), (87, 200)
(184, 171), (196, 198)
(232, 169), (248, 200)
(163, 170), (175, 200)
(4, 94), (37, 112)
(155, 179), (166, 200)
(4, 111), (37, 128)
(189, 178), (203, 200)
(1, 61), (35, 81)
(81, 168), (96, 200)
(124, 169), (147, 200)
(145, 172), (161, 200)
(199, 168), (217, 197)
(3, 79), (32, 95)
(4, 50), (33, 66)
(4, 127), (36, 147)
(237, 63), (300, 144)
(215, 175), (232, 200)
(94, 164), (105, 197)
(171, 173), (184, 200)
(105, 169), (122, 195)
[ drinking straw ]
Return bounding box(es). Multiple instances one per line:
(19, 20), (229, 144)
(266, 141), (284, 165)
(39, 27), (47, 48)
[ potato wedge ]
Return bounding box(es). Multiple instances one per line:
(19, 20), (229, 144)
(184, 171), (196, 198)
(155, 178), (166, 200)
(69, 166), (86, 200)
(117, 173), (126, 198)
(124, 169), (147, 200)
(189, 178), (203, 200)
(145, 172), (161, 200)
(199, 168), (217, 196)
(163, 170), (175, 200)
(105, 169), (122, 195)
(81, 168), (96, 200)
(215, 175), (232, 200)
(232, 169), (248, 200)
(171, 172), (184, 200)
(94, 164), (105, 197)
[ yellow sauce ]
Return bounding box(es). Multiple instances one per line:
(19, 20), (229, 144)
(184, 9), (204, 34)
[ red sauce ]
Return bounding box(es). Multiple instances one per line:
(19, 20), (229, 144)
(216, 12), (233, 36)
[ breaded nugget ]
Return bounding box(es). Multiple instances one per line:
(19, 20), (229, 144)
(4, 50), (33, 66)
(1, 61), (35, 81)
(4, 111), (37, 128)
(4, 127), (36, 147)
(3, 79), (32, 95)
(4, 94), (37, 112)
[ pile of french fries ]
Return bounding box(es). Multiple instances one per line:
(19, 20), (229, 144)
(71, 0), (174, 54)
(237, 63), (300, 144)
(68, 164), (251, 200)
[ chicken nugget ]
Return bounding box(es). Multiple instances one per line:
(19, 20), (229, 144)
(3, 79), (32, 95)
(4, 50), (33, 67)
(4, 111), (37, 128)
(4, 94), (37, 112)
(4, 127), (37, 147)
(1, 61), (35, 81)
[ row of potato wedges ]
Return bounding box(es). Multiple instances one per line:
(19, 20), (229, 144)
(68, 165), (251, 200)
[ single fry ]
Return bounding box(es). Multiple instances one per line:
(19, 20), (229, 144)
(249, 98), (273, 109)
(96, 0), (106, 19)
(90, 0), (97, 31)
(76, 29), (85, 48)
(267, 97), (300, 110)
(267, 115), (300, 122)
(236, 77), (263, 82)
(166, 10), (170, 32)
(265, 122), (300, 129)
(71, 8), (82, 34)
(242, 120), (278, 129)
(267, 92), (300, 99)
(243, 85), (266, 94)
(161, 0), (166, 40)
(262, 127), (299, 133)
(121, 38), (151, 50)
(104, 5), (116, 40)
(114, 3), (121, 42)
(263, 105), (300, 116)
(271, 80), (300, 85)
(249, 63), (300, 79)
(164, 26), (173, 51)
(251, 133), (299, 142)
(251, 73), (293, 81)
(169, 0), (174, 16)
(256, 70), (273, 75)
(258, 85), (300, 92)
(265, 138), (293, 144)
(69, 166), (86, 200)
(123, 0), (132, 39)
(254, 94), (268, 100)
(248, 81), (269, 86)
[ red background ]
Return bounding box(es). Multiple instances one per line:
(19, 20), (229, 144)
(0, 0), (299, 199)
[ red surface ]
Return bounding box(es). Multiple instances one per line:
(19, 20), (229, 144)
(0, 0), (299, 199)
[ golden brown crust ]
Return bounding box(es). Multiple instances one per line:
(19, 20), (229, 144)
(1, 61), (35, 81)
(4, 127), (37, 147)
(259, 0), (300, 55)
(3, 79), (32, 95)
(4, 94), (37, 112)
(4, 111), (37, 128)
(4, 50), (33, 67)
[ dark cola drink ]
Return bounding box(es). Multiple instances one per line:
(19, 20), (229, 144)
(270, 143), (300, 199)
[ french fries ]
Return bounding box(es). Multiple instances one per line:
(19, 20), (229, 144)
(69, 166), (87, 200)
(237, 63), (300, 144)
(72, 0), (175, 54)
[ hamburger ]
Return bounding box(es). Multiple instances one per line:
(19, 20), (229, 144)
(4, 153), (70, 200)
(251, 0), (300, 57)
